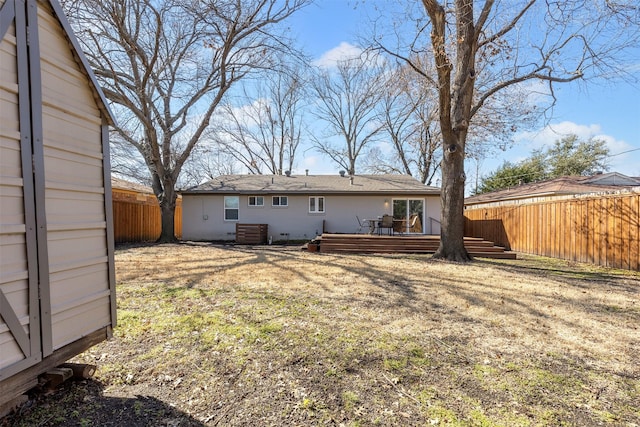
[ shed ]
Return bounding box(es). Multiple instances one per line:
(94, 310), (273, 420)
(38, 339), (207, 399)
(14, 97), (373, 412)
(0, 0), (116, 408)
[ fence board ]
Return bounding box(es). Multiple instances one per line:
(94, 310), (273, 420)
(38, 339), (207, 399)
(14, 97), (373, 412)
(631, 195), (639, 271)
(612, 198), (621, 268)
(575, 199), (585, 263)
(465, 192), (639, 271)
(586, 199), (602, 265)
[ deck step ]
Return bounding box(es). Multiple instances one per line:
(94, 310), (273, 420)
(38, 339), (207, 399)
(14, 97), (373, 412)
(316, 234), (514, 259)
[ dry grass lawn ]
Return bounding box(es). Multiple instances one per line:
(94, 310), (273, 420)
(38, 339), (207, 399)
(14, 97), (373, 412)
(5, 243), (639, 426)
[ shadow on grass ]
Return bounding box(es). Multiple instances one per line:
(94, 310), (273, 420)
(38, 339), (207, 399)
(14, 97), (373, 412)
(475, 255), (639, 292)
(2, 379), (206, 427)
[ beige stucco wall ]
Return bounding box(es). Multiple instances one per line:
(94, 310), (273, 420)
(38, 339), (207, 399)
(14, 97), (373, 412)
(182, 193), (440, 241)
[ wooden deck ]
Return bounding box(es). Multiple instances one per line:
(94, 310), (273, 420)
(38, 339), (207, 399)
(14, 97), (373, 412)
(314, 234), (516, 259)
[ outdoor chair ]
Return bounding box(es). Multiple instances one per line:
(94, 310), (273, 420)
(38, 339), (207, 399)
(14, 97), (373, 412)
(378, 214), (394, 235)
(409, 214), (422, 233)
(393, 218), (406, 234)
(355, 215), (368, 234)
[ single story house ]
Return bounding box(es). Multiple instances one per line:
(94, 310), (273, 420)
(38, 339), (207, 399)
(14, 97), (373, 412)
(465, 172), (640, 209)
(181, 173), (441, 242)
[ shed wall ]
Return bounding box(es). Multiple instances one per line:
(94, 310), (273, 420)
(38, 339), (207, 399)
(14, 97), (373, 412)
(1, 0), (115, 389)
(37, 1), (112, 351)
(0, 0), (41, 378)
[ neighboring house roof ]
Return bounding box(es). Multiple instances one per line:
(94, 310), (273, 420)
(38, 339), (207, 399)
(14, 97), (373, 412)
(111, 177), (155, 194)
(182, 174), (440, 195)
(465, 172), (640, 207)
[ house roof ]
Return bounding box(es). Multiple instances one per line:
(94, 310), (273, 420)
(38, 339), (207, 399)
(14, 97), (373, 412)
(465, 172), (640, 206)
(111, 177), (154, 194)
(182, 174), (440, 195)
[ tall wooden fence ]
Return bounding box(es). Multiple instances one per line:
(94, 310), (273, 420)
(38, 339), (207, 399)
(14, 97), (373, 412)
(112, 189), (182, 243)
(464, 191), (639, 271)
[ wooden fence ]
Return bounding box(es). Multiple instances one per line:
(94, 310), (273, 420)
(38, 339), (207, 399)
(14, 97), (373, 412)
(112, 189), (182, 243)
(464, 191), (639, 270)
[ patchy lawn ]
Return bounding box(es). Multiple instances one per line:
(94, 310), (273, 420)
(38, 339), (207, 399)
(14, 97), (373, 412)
(4, 243), (639, 426)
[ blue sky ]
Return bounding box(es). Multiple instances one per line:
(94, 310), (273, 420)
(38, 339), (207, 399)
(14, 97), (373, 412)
(287, 1), (640, 185)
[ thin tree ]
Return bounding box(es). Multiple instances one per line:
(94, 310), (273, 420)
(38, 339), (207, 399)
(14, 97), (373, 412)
(378, 0), (639, 261)
(310, 53), (386, 175)
(208, 62), (307, 175)
(370, 63), (441, 185)
(64, 0), (310, 241)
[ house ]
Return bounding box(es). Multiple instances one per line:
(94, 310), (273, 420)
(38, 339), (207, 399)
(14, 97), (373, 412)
(465, 172), (640, 209)
(1, 0), (116, 409)
(181, 173), (441, 242)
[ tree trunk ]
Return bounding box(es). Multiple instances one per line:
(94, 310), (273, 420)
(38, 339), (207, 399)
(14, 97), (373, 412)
(432, 136), (471, 262)
(157, 182), (178, 243)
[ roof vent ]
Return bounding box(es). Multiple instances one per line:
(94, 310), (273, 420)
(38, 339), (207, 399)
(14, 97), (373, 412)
(339, 170), (346, 177)
(285, 170), (291, 177)
(349, 176), (354, 185)
(305, 169), (309, 176)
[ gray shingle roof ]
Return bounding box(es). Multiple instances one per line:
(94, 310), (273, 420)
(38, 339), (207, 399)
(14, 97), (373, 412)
(182, 174), (440, 195)
(111, 177), (154, 194)
(465, 173), (640, 205)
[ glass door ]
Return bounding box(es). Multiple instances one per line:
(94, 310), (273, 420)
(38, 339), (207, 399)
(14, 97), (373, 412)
(392, 199), (424, 234)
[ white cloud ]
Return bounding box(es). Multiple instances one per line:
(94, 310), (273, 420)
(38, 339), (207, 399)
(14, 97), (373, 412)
(514, 121), (603, 149)
(312, 42), (364, 68)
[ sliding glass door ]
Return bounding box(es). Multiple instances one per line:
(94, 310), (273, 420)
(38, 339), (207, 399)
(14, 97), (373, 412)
(392, 199), (424, 234)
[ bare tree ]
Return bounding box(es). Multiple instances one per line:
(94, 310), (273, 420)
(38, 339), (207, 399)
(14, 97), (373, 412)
(64, 0), (310, 241)
(180, 145), (239, 188)
(375, 0), (639, 261)
(368, 63), (442, 185)
(310, 53), (386, 175)
(208, 62), (308, 175)
(369, 50), (538, 188)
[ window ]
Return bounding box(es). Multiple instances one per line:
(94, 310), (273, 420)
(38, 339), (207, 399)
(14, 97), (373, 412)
(392, 198), (424, 233)
(224, 196), (239, 221)
(272, 196), (288, 207)
(248, 196), (264, 207)
(309, 196), (325, 213)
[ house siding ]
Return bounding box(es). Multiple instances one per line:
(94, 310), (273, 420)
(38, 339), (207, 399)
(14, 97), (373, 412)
(182, 193), (440, 241)
(1, 0), (115, 402)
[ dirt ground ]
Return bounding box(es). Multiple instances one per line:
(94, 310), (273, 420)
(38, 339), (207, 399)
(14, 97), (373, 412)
(3, 242), (639, 426)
